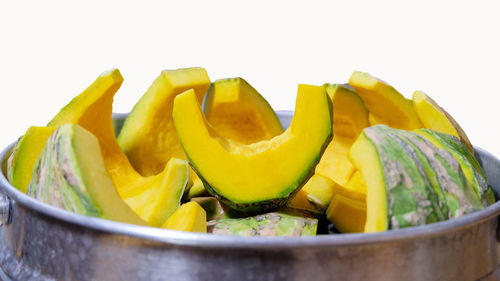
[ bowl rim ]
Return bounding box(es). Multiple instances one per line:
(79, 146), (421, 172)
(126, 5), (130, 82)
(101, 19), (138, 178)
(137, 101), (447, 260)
(1, 111), (500, 249)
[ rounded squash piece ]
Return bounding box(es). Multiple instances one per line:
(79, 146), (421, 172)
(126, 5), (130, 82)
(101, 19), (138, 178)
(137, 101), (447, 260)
(28, 124), (146, 225)
(173, 85), (332, 212)
(350, 125), (484, 232)
(7, 126), (55, 193)
(412, 90), (473, 153)
(118, 68), (210, 176)
(315, 84), (369, 186)
(349, 71), (422, 130)
(162, 201), (207, 233)
(124, 158), (189, 226)
(47, 69), (186, 226)
(203, 78), (283, 144)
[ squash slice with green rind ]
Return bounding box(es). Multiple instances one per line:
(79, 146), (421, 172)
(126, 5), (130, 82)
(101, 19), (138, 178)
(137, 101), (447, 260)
(47, 69), (187, 226)
(28, 124), (146, 225)
(118, 68), (210, 177)
(7, 126), (55, 193)
(173, 85), (332, 212)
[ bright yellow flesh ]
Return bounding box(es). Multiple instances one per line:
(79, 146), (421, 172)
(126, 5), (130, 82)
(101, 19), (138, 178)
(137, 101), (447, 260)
(173, 85), (332, 204)
(124, 158), (188, 227)
(315, 137), (355, 186)
(349, 71), (422, 130)
(288, 189), (321, 213)
(349, 131), (388, 232)
(162, 201), (207, 233)
(118, 68), (210, 177)
(315, 85), (369, 187)
(73, 125), (146, 225)
(8, 126), (55, 193)
(302, 174), (336, 210)
(326, 171), (367, 232)
(326, 194), (367, 233)
(412, 90), (473, 152)
(47, 69), (186, 226)
(204, 78), (283, 144)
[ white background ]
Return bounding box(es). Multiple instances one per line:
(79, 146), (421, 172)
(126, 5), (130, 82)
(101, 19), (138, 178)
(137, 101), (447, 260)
(1, 1), (500, 156)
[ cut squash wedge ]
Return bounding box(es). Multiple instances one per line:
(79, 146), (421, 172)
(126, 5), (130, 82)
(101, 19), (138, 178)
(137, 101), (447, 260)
(173, 85), (332, 211)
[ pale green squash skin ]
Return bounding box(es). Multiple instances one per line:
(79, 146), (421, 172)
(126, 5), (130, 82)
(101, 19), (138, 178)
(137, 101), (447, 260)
(415, 128), (494, 206)
(360, 125), (486, 230)
(29, 125), (101, 217)
(28, 124), (145, 225)
(211, 212), (317, 236)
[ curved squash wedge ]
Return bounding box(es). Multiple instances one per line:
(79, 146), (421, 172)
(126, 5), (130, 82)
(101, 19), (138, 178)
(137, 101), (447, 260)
(315, 84), (369, 186)
(173, 85), (332, 211)
(349, 71), (422, 130)
(412, 90), (473, 152)
(47, 69), (186, 227)
(7, 126), (55, 193)
(118, 68), (210, 176)
(203, 78), (283, 144)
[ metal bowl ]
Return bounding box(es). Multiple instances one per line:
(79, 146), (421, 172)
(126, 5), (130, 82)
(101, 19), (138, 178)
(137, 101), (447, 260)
(1, 111), (500, 281)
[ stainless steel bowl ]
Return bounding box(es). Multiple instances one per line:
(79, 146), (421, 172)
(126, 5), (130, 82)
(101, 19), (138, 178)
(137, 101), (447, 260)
(1, 111), (500, 281)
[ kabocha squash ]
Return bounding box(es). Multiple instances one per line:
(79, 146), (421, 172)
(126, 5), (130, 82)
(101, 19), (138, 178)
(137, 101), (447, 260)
(28, 124), (146, 225)
(190, 197), (227, 221)
(412, 90), (473, 152)
(162, 201), (207, 233)
(300, 174), (336, 211)
(288, 189), (323, 214)
(349, 71), (422, 130)
(7, 126), (55, 193)
(203, 78), (283, 144)
(303, 84), (368, 217)
(350, 125), (484, 232)
(315, 84), (369, 186)
(124, 158), (189, 226)
(118, 68), (210, 177)
(173, 85), (332, 212)
(47, 69), (186, 227)
(415, 129), (495, 206)
(211, 212), (318, 236)
(326, 171), (367, 233)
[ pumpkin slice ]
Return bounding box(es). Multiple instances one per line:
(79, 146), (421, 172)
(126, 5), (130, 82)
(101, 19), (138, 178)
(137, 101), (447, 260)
(415, 128), (494, 206)
(124, 158), (189, 226)
(203, 78), (283, 144)
(327, 194), (367, 233)
(349, 71), (422, 130)
(412, 90), (473, 153)
(173, 85), (332, 212)
(7, 126), (55, 193)
(190, 197), (227, 221)
(184, 178), (209, 200)
(301, 174), (336, 211)
(211, 212), (318, 236)
(315, 84), (369, 186)
(47, 69), (185, 226)
(288, 189), (322, 214)
(325, 171), (367, 233)
(162, 201), (207, 233)
(28, 124), (146, 225)
(118, 67), (210, 176)
(350, 125), (483, 232)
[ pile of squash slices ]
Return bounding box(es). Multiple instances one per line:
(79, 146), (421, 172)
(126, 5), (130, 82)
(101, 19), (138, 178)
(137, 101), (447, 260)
(6, 68), (495, 236)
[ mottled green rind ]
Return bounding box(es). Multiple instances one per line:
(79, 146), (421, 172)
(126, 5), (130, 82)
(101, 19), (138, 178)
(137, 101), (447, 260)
(414, 128), (494, 206)
(362, 125), (486, 230)
(212, 212), (317, 236)
(28, 124), (145, 225)
(29, 125), (101, 217)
